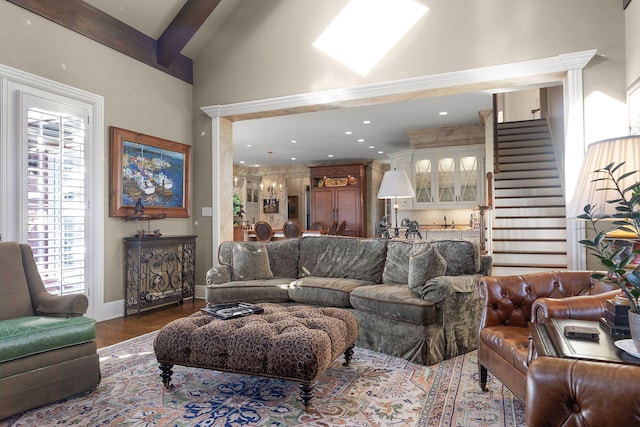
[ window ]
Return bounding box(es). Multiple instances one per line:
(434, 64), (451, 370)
(0, 64), (104, 319)
(25, 100), (88, 295)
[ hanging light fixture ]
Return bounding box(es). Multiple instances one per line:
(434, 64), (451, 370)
(261, 151), (281, 213)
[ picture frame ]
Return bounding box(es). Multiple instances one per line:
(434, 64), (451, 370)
(288, 195), (298, 218)
(109, 126), (191, 218)
(263, 198), (279, 214)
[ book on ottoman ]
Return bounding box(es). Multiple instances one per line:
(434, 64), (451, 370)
(201, 302), (264, 319)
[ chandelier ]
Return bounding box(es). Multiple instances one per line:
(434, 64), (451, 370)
(260, 151), (282, 205)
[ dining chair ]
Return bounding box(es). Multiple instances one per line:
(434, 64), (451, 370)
(326, 221), (339, 235)
(254, 221), (273, 241)
(282, 220), (302, 238)
(336, 220), (347, 235)
(310, 221), (325, 231)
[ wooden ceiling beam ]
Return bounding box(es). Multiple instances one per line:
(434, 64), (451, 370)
(157, 0), (222, 67)
(7, 0), (194, 83)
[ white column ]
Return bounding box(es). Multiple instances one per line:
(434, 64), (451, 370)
(560, 54), (591, 270)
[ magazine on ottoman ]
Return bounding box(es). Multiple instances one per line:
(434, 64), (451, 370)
(201, 302), (264, 319)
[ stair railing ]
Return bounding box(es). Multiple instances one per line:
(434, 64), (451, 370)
(492, 94), (499, 174)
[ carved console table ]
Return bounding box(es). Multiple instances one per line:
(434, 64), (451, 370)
(124, 235), (197, 316)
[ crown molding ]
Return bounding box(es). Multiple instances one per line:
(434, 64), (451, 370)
(202, 49), (598, 120)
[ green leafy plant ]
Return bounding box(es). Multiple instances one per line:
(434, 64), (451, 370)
(578, 162), (640, 312)
(233, 193), (245, 219)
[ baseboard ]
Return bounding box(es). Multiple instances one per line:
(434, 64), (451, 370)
(99, 287), (207, 322)
(101, 300), (125, 321)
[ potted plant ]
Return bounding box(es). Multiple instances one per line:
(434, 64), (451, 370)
(578, 161), (640, 348)
(233, 194), (245, 241)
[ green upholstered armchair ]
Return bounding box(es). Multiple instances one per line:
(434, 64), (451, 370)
(0, 241), (100, 420)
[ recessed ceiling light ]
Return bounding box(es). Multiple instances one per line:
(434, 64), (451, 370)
(239, 160), (245, 164)
(246, 144), (252, 147)
(254, 164), (260, 167)
(378, 151), (384, 154)
(345, 131), (352, 135)
(328, 154), (334, 158)
(439, 111), (448, 116)
(368, 145), (375, 149)
(358, 138), (365, 142)
(291, 157), (296, 160)
(363, 120), (371, 124)
(313, 0), (428, 76)
(290, 140), (297, 143)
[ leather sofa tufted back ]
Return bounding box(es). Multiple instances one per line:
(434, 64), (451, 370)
(526, 356), (640, 426)
(478, 271), (617, 329)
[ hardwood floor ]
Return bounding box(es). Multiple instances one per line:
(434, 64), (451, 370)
(95, 298), (207, 348)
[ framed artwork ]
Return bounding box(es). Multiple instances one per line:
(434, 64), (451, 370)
(263, 198), (279, 214)
(109, 126), (191, 218)
(288, 195), (298, 218)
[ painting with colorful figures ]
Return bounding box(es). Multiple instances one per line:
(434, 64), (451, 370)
(110, 127), (191, 218)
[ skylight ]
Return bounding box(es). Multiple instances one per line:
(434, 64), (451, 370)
(313, 0), (428, 76)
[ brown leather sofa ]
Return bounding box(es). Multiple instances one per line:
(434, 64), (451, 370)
(526, 356), (640, 426)
(477, 271), (618, 401)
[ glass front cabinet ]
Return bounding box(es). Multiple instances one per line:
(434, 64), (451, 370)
(389, 145), (485, 209)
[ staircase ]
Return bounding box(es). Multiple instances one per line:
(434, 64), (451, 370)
(491, 119), (568, 275)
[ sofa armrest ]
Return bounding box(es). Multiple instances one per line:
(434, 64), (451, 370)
(532, 289), (621, 323)
(32, 291), (88, 317)
(433, 275), (483, 358)
(418, 275), (479, 304)
(480, 255), (493, 276)
(526, 357), (640, 426)
(206, 264), (231, 286)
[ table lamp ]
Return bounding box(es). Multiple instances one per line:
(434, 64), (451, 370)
(377, 169), (416, 237)
(568, 135), (640, 229)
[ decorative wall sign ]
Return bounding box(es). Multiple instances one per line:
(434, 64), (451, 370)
(110, 126), (191, 218)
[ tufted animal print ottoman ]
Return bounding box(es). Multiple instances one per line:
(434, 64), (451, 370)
(153, 304), (358, 410)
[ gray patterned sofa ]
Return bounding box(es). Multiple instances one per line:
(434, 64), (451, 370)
(205, 236), (492, 365)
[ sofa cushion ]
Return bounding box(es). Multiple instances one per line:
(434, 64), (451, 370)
(232, 243), (273, 281)
(408, 246), (447, 291)
(219, 239), (300, 279)
(430, 239), (480, 275)
(298, 236), (387, 283)
(383, 240), (420, 284)
(0, 242), (35, 320)
(0, 316), (96, 363)
(289, 276), (372, 307)
(349, 284), (436, 325)
(206, 278), (293, 304)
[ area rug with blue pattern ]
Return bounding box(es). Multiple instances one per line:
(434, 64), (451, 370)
(2, 331), (525, 426)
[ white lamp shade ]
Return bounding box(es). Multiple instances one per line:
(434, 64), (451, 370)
(377, 170), (416, 199)
(567, 136), (640, 218)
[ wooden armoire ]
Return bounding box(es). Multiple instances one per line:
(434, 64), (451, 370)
(309, 163), (366, 237)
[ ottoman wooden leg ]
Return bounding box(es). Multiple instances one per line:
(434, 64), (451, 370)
(343, 344), (355, 366)
(159, 363), (174, 389)
(299, 383), (315, 411)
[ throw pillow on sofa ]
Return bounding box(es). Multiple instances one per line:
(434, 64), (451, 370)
(231, 243), (273, 281)
(408, 246), (447, 292)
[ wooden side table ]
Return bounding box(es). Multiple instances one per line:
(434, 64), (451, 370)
(529, 318), (640, 366)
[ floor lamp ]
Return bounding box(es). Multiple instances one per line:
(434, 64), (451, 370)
(377, 170), (415, 238)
